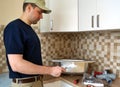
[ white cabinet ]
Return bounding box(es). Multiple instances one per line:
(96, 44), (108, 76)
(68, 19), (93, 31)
(40, 0), (120, 32)
(79, 0), (97, 31)
(40, 0), (78, 32)
(97, 0), (120, 30)
(79, 0), (120, 31)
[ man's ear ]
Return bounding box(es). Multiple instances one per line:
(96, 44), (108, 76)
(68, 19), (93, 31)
(26, 4), (32, 12)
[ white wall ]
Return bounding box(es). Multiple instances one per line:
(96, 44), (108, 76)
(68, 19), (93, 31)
(0, 0), (24, 25)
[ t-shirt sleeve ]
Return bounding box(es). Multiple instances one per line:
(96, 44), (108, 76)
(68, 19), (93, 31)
(4, 24), (24, 54)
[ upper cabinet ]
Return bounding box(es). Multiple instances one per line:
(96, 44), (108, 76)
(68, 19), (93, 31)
(79, 0), (120, 31)
(79, 0), (97, 31)
(40, 0), (120, 32)
(97, 0), (120, 30)
(40, 0), (78, 32)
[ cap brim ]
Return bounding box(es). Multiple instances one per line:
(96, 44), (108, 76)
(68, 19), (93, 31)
(42, 8), (51, 14)
(38, 5), (51, 14)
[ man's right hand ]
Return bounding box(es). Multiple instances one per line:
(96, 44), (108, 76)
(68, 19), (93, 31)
(50, 66), (66, 77)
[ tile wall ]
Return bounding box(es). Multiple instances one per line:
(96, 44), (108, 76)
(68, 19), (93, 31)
(40, 31), (120, 77)
(0, 25), (7, 73)
(0, 26), (120, 77)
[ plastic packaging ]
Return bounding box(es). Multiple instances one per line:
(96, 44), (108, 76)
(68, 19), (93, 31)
(82, 73), (104, 87)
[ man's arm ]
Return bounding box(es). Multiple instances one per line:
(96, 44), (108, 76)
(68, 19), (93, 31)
(8, 54), (65, 77)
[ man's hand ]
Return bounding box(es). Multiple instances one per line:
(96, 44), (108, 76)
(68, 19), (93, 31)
(50, 66), (66, 77)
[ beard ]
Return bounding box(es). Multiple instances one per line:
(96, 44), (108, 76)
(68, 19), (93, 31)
(32, 21), (37, 24)
(30, 17), (40, 24)
(32, 19), (39, 24)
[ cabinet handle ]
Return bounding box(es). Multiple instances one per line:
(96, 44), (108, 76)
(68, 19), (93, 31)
(91, 16), (94, 28)
(50, 20), (53, 30)
(97, 15), (100, 27)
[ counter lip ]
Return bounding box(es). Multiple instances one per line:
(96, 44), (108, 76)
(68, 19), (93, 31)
(43, 77), (80, 87)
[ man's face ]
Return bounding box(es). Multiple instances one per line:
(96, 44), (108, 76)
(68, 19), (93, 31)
(28, 5), (44, 24)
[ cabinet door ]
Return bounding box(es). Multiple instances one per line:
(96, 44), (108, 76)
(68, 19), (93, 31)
(79, 0), (97, 31)
(49, 0), (78, 32)
(40, 0), (50, 32)
(43, 0), (78, 32)
(97, 0), (120, 30)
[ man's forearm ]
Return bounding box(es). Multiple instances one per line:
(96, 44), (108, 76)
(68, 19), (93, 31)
(8, 54), (64, 77)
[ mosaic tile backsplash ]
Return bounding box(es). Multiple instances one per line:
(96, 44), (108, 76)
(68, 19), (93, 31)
(0, 25), (120, 77)
(40, 31), (120, 77)
(0, 25), (7, 73)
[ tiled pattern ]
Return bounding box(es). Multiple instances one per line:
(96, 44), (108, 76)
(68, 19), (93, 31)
(78, 32), (120, 74)
(0, 25), (120, 77)
(0, 25), (8, 73)
(40, 31), (120, 77)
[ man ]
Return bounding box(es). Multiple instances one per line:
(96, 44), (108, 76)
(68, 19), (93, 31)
(3, 0), (65, 87)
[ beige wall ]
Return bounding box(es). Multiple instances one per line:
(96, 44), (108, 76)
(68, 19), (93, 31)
(0, 0), (23, 25)
(0, 0), (39, 26)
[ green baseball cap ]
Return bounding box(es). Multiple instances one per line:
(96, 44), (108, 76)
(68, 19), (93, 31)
(24, 0), (51, 14)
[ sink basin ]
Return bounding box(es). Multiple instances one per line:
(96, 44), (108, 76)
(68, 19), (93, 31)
(51, 59), (95, 63)
(51, 59), (95, 73)
(44, 80), (73, 87)
(51, 59), (84, 62)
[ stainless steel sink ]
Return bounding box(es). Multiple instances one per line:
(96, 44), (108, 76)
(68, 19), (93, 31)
(51, 59), (95, 73)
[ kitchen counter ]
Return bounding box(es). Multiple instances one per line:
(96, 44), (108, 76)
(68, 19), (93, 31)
(111, 78), (120, 87)
(44, 75), (82, 87)
(43, 74), (120, 87)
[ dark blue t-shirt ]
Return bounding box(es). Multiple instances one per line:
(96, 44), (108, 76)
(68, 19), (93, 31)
(3, 19), (42, 78)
